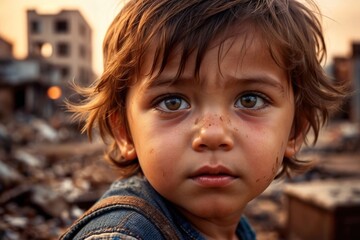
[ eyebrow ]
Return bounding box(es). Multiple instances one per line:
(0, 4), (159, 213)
(230, 75), (286, 93)
(144, 73), (287, 94)
(143, 74), (192, 89)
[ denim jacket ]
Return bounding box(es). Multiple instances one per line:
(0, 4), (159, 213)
(60, 176), (256, 240)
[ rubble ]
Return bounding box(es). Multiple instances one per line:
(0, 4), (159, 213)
(0, 114), (117, 239)
(0, 161), (23, 188)
(0, 116), (359, 239)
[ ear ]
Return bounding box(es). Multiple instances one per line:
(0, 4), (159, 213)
(110, 112), (137, 161)
(284, 124), (305, 158)
(284, 134), (304, 158)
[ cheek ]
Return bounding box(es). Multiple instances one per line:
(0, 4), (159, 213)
(135, 134), (179, 184)
(244, 131), (286, 184)
(250, 149), (279, 183)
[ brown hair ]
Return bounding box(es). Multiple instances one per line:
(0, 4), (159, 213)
(69, 0), (346, 178)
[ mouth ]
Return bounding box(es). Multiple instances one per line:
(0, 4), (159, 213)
(190, 165), (237, 188)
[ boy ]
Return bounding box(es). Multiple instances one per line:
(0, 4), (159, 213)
(61, 0), (345, 239)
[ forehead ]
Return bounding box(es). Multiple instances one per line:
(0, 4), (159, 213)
(137, 24), (286, 87)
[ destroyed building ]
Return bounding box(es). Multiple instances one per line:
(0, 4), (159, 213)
(0, 9), (94, 122)
(27, 9), (94, 91)
(332, 42), (360, 123)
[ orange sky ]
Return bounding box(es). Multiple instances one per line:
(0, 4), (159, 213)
(0, 0), (360, 75)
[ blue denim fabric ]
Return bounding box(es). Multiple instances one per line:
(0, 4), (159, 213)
(61, 176), (256, 240)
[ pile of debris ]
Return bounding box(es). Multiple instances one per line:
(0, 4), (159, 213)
(0, 114), (117, 239)
(0, 115), (359, 240)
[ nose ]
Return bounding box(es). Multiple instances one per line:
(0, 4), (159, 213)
(192, 115), (234, 152)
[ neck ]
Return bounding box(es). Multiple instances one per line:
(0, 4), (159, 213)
(180, 209), (242, 240)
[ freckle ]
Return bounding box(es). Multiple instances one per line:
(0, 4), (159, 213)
(209, 124), (212, 127)
(220, 116), (223, 121)
(149, 149), (154, 154)
(256, 178), (260, 183)
(194, 118), (199, 125)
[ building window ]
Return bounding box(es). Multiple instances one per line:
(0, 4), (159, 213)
(32, 41), (44, 56)
(59, 66), (70, 78)
(57, 42), (70, 57)
(31, 20), (41, 34)
(54, 19), (69, 33)
(79, 67), (89, 84)
(79, 45), (86, 58)
(79, 23), (86, 36)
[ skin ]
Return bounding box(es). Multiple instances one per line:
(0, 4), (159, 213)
(115, 29), (303, 239)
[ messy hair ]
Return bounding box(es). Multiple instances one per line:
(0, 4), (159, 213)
(69, 0), (345, 178)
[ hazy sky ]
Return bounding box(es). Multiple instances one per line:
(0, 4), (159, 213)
(0, 0), (360, 75)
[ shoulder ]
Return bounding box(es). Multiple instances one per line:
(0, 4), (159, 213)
(60, 177), (179, 240)
(68, 204), (167, 239)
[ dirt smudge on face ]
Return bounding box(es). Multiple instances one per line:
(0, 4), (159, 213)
(272, 163), (276, 174)
(162, 170), (166, 178)
(271, 157), (281, 175)
(149, 148), (154, 154)
(266, 176), (273, 183)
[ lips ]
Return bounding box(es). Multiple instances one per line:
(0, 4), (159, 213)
(190, 165), (237, 187)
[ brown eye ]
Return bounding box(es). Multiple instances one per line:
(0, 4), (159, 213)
(241, 95), (257, 108)
(165, 98), (182, 110)
(157, 96), (190, 112)
(235, 93), (266, 109)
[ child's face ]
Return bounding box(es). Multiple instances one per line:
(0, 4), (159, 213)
(118, 31), (300, 224)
